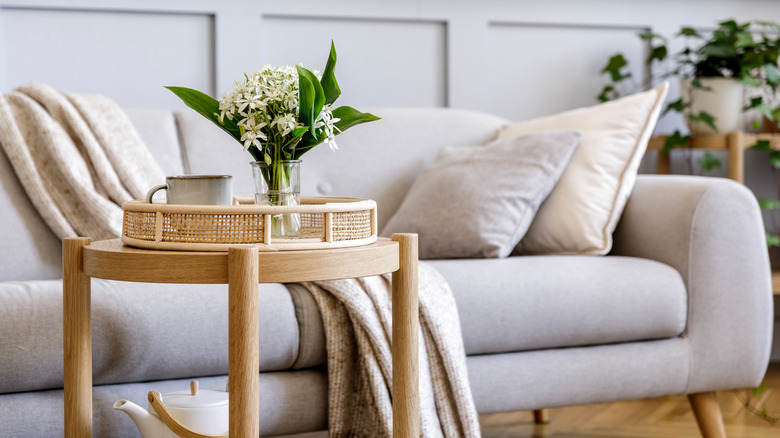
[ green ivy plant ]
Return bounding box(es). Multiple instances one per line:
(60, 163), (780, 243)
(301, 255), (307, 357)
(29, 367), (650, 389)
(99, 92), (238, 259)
(599, 20), (780, 175)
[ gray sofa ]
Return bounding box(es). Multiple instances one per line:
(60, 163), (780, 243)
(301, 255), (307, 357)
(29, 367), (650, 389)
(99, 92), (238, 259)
(0, 107), (773, 437)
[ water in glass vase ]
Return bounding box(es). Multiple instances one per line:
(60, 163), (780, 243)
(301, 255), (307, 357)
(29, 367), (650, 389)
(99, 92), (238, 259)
(251, 160), (301, 238)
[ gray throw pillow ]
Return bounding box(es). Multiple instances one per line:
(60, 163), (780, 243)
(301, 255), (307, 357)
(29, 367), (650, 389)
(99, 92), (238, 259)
(381, 130), (582, 259)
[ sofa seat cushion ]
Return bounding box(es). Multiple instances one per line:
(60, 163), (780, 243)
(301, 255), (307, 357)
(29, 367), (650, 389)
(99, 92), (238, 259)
(429, 256), (687, 355)
(0, 279), (299, 394)
(291, 256), (687, 365)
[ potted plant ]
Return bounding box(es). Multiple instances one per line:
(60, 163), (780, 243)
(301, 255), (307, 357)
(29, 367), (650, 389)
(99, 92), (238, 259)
(599, 19), (780, 166)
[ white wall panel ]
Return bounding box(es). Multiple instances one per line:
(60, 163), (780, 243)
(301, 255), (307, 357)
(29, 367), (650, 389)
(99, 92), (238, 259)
(259, 15), (447, 108)
(487, 22), (647, 123)
(0, 7), (214, 109)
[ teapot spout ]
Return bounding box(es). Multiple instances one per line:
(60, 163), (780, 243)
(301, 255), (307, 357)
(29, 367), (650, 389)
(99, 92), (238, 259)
(113, 399), (166, 438)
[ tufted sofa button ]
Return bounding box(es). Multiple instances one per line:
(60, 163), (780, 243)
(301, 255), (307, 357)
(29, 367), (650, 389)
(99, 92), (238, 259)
(317, 182), (333, 195)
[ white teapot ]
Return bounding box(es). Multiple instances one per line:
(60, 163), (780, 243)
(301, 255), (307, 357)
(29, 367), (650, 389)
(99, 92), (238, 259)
(113, 380), (228, 438)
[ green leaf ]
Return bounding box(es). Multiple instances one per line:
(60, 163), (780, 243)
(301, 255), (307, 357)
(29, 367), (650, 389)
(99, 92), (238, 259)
(649, 45), (668, 63)
(601, 54), (631, 82)
(749, 139), (773, 151)
(744, 96), (764, 110)
(769, 153), (780, 169)
(293, 107), (381, 159)
(662, 98), (689, 116)
(165, 86), (242, 143)
(697, 151), (722, 172)
(755, 21), (780, 31)
(701, 42), (737, 58)
(282, 126), (310, 154)
(757, 103), (774, 120)
(765, 64), (780, 85)
(332, 106), (381, 133)
(661, 131), (690, 154)
(320, 41), (341, 105)
(735, 31), (755, 48)
(718, 19), (739, 30)
(690, 79), (712, 91)
(759, 198), (780, 210)
(638, 32), (666, 42)
(597, 85), (619, 102)
(678, 27), (701, 37)
(296, 65), (325, 141)
(744, 97), (775, 119)
(688, 111), (718, 132)
(740, 74), (761, 88)
(766, 234), (780, 248)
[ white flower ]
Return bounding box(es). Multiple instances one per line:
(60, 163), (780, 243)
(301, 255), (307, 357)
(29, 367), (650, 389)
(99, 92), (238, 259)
(314, 105), (341, 151)
(241, 130), (263, 150)
(272, 113), (298, 137)
(217, 62), (343, 158)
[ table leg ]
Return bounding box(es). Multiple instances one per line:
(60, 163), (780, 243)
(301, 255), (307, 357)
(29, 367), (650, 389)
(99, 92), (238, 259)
(63, 237), (92, 438)
(228, 247), (260, 438)
(391, 234), (419, 438)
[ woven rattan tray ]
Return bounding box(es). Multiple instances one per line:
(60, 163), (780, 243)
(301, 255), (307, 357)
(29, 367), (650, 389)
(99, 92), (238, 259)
(121, 196), (377, 251)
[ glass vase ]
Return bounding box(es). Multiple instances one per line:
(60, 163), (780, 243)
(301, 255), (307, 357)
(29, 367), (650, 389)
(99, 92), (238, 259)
(251, 160), (301, 238)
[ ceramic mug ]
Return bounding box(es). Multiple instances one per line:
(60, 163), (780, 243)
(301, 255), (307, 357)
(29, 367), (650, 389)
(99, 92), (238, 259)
(145, 175), (233, 205)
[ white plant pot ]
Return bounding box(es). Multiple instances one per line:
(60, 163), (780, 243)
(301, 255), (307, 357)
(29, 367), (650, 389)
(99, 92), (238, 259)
(680, 77), (743, 135)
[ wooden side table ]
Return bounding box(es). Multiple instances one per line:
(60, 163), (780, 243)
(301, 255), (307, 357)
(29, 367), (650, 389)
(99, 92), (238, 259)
(63, 235), (420, 438)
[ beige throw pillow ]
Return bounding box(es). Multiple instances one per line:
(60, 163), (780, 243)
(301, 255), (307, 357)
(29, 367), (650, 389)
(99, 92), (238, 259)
(498, 82), (669, 255)
(381, 130), (582, 259)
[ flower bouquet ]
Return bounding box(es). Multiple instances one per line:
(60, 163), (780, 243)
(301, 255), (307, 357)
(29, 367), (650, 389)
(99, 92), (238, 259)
(166, 42), (379, 237)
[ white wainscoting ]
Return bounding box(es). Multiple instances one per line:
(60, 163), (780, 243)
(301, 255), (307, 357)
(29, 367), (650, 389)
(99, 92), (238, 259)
(486, 21), (647, 123)
(260, 14), (447, 108)
(0, 5), (215, 109)
(2, 0), (778, 123)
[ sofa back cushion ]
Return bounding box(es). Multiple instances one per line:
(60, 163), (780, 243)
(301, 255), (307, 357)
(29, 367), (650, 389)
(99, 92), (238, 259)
(123, 108), (185, 177)
(0, 147), (62, 281)
(177, 108), (508, 228)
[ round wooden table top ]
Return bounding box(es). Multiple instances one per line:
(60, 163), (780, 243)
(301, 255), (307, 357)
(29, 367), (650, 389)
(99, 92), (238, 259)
(83, 238), (400, 284)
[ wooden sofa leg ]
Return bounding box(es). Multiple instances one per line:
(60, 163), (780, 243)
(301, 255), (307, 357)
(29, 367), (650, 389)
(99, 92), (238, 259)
(532, 409), (550, 424)
(688, 392), (726, 438)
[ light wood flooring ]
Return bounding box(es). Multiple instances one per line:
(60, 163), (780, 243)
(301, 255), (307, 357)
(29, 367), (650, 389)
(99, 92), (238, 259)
(480, 363), (780, 438)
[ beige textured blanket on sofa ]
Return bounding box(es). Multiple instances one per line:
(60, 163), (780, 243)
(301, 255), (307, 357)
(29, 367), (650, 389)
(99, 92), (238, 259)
(0, 84), (480, 437)
(0, 82), (165, 240)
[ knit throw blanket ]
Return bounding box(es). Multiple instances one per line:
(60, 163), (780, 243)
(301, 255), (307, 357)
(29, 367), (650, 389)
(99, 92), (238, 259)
(0, 84), (480, 436)
(300, 264), (481, 438)
(0, 82), (165, 240)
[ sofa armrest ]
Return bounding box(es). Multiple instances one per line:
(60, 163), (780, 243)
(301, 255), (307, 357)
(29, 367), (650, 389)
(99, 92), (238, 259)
(612, 174), (773, 392)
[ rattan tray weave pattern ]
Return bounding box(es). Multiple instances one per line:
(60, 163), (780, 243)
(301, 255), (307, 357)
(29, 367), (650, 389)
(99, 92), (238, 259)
(121, 196), (377, 251)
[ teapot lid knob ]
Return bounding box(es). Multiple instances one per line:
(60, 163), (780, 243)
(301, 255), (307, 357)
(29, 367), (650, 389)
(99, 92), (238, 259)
(190, 380), (199, 396)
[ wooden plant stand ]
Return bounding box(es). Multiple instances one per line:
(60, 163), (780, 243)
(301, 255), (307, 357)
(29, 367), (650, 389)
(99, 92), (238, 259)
(63, 235), (420, 438)
(648, 131), (780, 184)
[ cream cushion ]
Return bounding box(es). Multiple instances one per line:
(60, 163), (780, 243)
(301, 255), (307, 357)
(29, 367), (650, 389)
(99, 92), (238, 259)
(498, 83), (669, 255)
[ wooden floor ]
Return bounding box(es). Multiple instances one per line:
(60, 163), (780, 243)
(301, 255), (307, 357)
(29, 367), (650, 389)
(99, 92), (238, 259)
(480, 363), (780, 438)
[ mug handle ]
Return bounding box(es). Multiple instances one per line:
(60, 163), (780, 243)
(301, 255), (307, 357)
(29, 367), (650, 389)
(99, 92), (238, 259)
(145, 184), (168, 203)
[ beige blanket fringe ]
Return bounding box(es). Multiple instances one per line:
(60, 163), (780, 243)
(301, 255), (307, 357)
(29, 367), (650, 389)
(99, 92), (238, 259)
(0, 83), (480, 437)
(301, 263), (481, 438)
(0, 82), (165, 240)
